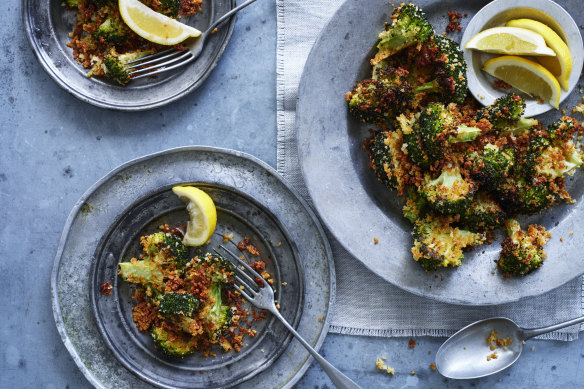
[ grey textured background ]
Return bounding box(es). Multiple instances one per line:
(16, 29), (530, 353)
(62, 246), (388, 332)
(2, 0), (584, 388)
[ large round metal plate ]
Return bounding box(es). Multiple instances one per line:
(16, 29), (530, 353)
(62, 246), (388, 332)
(296, 0), (584, 305)
(52, 147), (334, 388)
(91, 184), (304, 388)
(23, 0), (235, 111)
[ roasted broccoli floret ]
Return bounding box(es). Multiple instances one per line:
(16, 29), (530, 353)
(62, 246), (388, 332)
(373, 3), (433, 64)
(141, 231), (188, 269)
(546, 116), (579, 143)
(118, 231), (187, 291)
(63, 0), (81, 7)
(459, 192), (506, 231)
(468, 143), (515, 186)
(158, 292), (200, 318)
(431, 35), (468, 104)
(159, 0), (181, 17)
(398, 113), (431, 169)
(402, 187), (427, 223)
(525, 118), (583, 180)
(185, 253), (235, 340)
(151, 325), (195, 358)
(202, 281), (233, 340)
(104, 49), (152, 85)
(419, 164), (476, 214)
(347, 77), (411, 124)
(118, 257), (165, 290)
(93, 17), (130, 44)
(417, 103), (481, 161)
(476, 93), (537, 134)
(412, 214), (485, 270)
(366, 130), (404, 190)
(497, 220), (551, 276)
(497, 176), (556, 215)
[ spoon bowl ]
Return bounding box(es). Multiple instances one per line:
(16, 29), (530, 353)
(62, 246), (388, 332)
(435, 317), (524, 379)
(436, 315), (584, 380)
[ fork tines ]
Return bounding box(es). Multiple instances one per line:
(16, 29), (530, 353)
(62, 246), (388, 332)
(214, 245), (261, 294)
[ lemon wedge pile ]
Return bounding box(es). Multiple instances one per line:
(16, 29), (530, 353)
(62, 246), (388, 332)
(506, 19), (572, 91)
(119, 0), (201, 45)
(172, 185), (217, 246)
(465, 18), (573, 108)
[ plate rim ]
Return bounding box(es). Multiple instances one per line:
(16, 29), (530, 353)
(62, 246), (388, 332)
(51, 146), (335, 388)
(296, 0), (584, 306)
(22, 0), (236, 111)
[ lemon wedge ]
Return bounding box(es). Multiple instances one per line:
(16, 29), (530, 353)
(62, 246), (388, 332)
(506, 19), (572, 91)
(482, 56), (561, 109)
(465, 27), (555, 56)
(172, 186), (217, 246)
(119, 0), (201, 45)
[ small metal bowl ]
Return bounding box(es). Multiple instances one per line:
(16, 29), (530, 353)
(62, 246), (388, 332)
(461, 0), (584, 116)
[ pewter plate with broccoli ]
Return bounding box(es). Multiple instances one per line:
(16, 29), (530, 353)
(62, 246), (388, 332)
(23, 0), (236, 110)
(349, 3), (583, 276)
(297, 0), (584, 305)
(90, 183), (305, 388)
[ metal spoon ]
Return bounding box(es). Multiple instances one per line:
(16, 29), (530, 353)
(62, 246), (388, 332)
(435, 316), (584, 379)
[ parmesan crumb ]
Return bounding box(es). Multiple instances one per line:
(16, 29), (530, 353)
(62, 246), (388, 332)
(376, 358), (395, 375)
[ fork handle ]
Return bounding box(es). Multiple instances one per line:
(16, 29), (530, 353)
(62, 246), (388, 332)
(206, 0), (260, 34)
(271, 308), (362, 389)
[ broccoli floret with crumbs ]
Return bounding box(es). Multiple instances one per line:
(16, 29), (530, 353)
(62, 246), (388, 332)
(93, 17), (130, 44)
(398, 112), (431, 169)
(497, 177), (556, 215)
(366, 131), (403, 190)
(526, 117), (583, 180)
(430, 35), (468, 104)
(497, 220), (551, 276)
(159, 0), (181, 17)
(468, 143), (515, 186)
(418, 103), (481, 161)
(104, 49), (152, 85)
(476, 94), (537, 133)
(141, 231), (188, 269)
(459, 193), (506, 231)
(158, 292), (200, 318)
(419, 164), (476, 214)
(372, 3), (433, 64)
(412, 214), (485, 270)
(63, 0), (81, 7)
(402, 187), (427, 223)
(185, 253), (235, 341)
(151, 325), (195, 357)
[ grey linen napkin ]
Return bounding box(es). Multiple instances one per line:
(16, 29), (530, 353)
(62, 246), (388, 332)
(276, 0), (583, 340)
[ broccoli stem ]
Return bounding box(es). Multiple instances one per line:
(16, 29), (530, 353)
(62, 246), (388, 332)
(450, 125), (481, 143)
(501, 117), (538, 136)
(414, 79), (440, 94)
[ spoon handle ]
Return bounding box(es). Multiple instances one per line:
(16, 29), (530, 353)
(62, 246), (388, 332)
(522, 316), (584, 339)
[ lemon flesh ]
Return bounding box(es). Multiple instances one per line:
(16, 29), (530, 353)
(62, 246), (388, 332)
(172, 186), (217, 246)
(119, 0), (201, 45)
(482, 56), (561, 109)
(465, 27), (555, 56)
(506, 19), (572, 91)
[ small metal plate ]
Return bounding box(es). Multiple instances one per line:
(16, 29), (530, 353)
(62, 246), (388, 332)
(296, 0), (584, 305)
(90, 184), (304, 388)
(22, 0), (235, 111)
(52, 147), (334, 388)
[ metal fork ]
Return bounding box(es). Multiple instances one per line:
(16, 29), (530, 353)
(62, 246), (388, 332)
(128, 0), (260, 80)
(216, 245), (362, 389)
